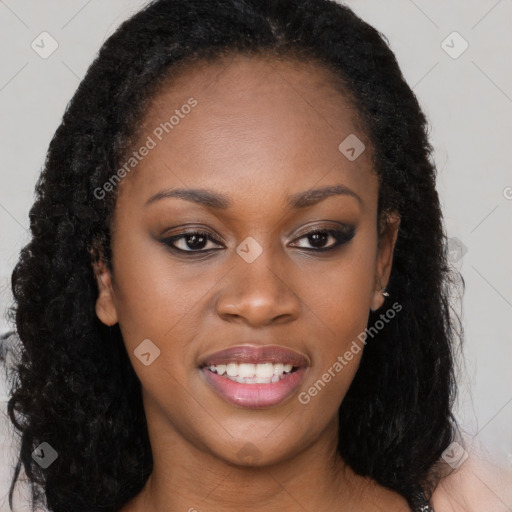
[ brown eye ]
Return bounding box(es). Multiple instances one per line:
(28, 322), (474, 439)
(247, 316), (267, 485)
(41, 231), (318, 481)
(291, 227), (355, 251)
(162, 231), (224, 252)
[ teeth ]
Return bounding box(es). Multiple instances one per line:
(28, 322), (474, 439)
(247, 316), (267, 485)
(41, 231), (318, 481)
(226, 363), (238, 377)
(254, 377), (271, 384)
(255, 362), (274, 379)
(273, 363), (284, 376)
(207, 362), (296, 383)
(238, 363), (256, 378)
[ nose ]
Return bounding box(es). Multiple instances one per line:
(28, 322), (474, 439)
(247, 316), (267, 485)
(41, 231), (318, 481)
(214, 245), (302, 327)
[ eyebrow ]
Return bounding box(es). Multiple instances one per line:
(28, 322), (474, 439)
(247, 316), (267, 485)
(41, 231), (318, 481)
(144, 184), (362, 209)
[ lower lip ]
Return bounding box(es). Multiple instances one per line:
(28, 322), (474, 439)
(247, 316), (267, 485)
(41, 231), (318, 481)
(201, 367), (307, 409)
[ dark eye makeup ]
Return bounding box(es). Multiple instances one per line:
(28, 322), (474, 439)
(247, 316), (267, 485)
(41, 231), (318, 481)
(160, 225), (356, 256)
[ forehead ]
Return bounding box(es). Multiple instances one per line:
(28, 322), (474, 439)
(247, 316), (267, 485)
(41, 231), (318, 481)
(118, 53), (377, 213)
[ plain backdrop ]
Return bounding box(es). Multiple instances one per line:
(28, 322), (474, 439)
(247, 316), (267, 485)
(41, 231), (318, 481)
(1, 0), (511, 510)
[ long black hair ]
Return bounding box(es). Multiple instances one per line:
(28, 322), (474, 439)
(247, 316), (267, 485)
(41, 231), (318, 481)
(4, 0), (462, 510)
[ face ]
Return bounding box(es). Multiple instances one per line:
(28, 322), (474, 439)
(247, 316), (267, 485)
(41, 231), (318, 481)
(93, 54), (399, 468)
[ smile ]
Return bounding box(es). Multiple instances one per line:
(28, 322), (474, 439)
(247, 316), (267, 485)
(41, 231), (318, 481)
(208, 362), (296, 384)
(200, 345), (309, 409)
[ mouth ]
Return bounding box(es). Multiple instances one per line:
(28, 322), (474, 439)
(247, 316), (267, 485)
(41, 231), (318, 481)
(199, 345), (309, 409)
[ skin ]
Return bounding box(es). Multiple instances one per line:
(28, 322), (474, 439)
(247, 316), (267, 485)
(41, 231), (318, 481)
(430, 447), (512, 511)
(93, 54), (406, 511)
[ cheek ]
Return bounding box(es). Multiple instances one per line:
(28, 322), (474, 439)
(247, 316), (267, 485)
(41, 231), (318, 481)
(109, 229), (213, 364)
(300, 228), (378, 342)
(295, 230), (377, 402)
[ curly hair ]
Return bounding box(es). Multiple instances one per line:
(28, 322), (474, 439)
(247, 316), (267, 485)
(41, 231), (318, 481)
(4, 0), (463, 510)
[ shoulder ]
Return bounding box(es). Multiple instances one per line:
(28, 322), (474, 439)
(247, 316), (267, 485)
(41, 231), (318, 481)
(430, 448), (512, 512)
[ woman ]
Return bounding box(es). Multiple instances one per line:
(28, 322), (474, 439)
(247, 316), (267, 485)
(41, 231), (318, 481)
(3, 0), (465, 510)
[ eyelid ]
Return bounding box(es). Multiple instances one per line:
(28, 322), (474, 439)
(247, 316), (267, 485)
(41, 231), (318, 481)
(291, 221), (354, 238)
(160, 223), (355, 254)
(161, 229), (225, 252)
(289, 226), (355, 250)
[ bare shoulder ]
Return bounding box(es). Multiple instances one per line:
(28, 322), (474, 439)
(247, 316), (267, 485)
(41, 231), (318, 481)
(431, 452), (512, 512)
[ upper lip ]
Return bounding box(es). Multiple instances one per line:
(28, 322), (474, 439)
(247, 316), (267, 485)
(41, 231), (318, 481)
(200, 344), (309, 367)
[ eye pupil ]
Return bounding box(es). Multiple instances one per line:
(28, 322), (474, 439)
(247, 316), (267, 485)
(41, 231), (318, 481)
(186, 234), (207, 250)
(308, 232), (328, 248)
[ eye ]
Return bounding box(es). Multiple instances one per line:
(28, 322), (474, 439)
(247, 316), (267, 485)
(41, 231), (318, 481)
(162, 231), (224, 253)
(290, 227), (355, 252)
(161, 226), (355, 255)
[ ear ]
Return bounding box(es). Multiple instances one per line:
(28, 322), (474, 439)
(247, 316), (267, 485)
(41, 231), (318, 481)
(370, 211), (401, 312)
(91, 252), (118, 326)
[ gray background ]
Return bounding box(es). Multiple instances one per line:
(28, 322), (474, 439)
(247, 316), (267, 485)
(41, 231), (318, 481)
(1, 1), (511, 510)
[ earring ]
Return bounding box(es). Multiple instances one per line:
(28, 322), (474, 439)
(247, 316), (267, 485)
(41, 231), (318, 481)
(382, 287), (390, 297)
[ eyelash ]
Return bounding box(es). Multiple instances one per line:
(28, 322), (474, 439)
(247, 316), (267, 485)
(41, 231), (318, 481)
(161, 226), (355, 255)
